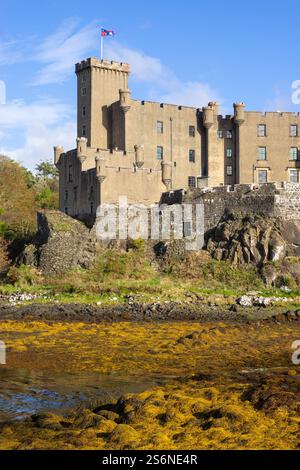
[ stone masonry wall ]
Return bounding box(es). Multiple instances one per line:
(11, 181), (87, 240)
(161, 182), (300, 231)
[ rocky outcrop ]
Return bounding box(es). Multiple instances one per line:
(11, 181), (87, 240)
(205, 213), (291, 266)
(19, 211), (97, 275)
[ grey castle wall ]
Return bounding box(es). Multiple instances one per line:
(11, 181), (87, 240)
(161, 182), (300, 231)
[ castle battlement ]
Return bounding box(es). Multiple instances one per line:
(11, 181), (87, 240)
(75, 58), (130, 73)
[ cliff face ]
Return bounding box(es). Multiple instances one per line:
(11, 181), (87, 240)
(20, 211), (97, 275)
(205, 212), (300, 266)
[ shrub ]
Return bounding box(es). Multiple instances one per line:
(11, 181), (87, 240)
(7, 265), (41, 287)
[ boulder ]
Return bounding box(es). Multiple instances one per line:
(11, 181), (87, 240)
(205, 213), (286, 267)
(19, 211), (97, 275)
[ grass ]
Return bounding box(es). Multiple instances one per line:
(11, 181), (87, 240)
(1, 248), (300, 306)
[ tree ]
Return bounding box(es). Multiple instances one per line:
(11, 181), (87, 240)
(0, 155), (37, 241)
(34, 160), (59, 209)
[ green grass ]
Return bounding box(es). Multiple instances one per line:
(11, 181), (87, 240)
(1, 249), (300, 307)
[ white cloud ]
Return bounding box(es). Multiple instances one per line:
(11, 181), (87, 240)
(106, 41), (221, 108)
(0, 99), (76, 169)
(0, 40), (28, 66)
(31, 18), (100, 85)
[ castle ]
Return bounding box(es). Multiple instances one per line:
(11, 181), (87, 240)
(54, 57), (300, 221)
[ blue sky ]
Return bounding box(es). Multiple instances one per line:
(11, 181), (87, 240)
(0, 0), (300, 169)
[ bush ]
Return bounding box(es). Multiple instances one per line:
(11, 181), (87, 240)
(7, 265), (41, 287)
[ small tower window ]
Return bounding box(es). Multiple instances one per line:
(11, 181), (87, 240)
(81, 87), (87, 96)
(65, 190), (68, 201)
(226, 149), (233, 158)
(82, 106), (86, 117)
(258, 124), (267, 137)
(290, 124), (298, 137)
(189, 149), (195, 163)
(157, 121), (164, 134)
(82, 125), (86, 137)
(188, 176), (196, 189)
(258, 170), (268, 184)
(68, 165), (73, 183)
(290, 147), (298, 161)
(226, 130), (233, 139)
(217, 130), (223, 138)
(157, 146), (163, 160)
(226, 166), (233, 176)
(189, 125), (195, 137)
(258, 147), (267, 161)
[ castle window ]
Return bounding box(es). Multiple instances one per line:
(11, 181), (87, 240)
(226, 165), (233, 176)
(258, 124), (267, 137)
(258, 147), (267, 160)
(74, 187), (77, 202)
(189, 125), (195, 137)
(157, 146), (163, 160)
(82, 106), (86, 117)
(226, 149), (233, 158)
(290, 147), (298, 161)
(290, 124), (298, 137)
(90, 202), (94, 214)
(226, 130), (233, 139)
(65, 190), (68, 201)
(217, 130), (223, 138)
(258, 170), (268, 184)
(189, 149), (195, 163)
(81, 87), (87, 96)
(68, 165), (73, 183)
(290, 169), (299, 183)
(82, 125), (86, 137)
(65, 207), (68, 215)
(188, 176), (196, 189)
(157, 121), (164, 134)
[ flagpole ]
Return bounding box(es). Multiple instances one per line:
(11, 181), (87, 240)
(100, 31), (104, 61)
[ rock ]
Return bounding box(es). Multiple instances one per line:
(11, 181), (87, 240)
(96, 410), (119, 422)
(205, 213), (287, 267)
(280, 285), (292, 293)
(253, 297), (271, 308)
(31, 412), (65, 430)
(237, 295), (253, 307)
(109, 424), (140, 448)
(18, 211), (97, 275)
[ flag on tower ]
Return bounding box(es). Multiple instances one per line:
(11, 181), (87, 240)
(101, 28), (115, 37)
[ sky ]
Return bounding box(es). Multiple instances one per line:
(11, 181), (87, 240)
(1, 0), (300, 169)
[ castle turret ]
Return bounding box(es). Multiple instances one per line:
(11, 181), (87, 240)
(202, 105), (214, 129)
(95, 157), (107, 183)
(76, 137), (88, 164)
(208, 101), (220, 117)
(162, 161), (172, 190)
(120, 89), (131, 114)
(54, 146), (64, 166)
(134, 145), (144, 168)
(202, 103), (223, 187)
(234, 102), (245, 126)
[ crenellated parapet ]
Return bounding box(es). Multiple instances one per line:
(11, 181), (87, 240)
(75, 58), (130, 74)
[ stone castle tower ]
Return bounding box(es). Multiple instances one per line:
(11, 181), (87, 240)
(54, 57), (300, 222)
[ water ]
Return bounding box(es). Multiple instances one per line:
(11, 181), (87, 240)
(0, 369), (169, 422)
